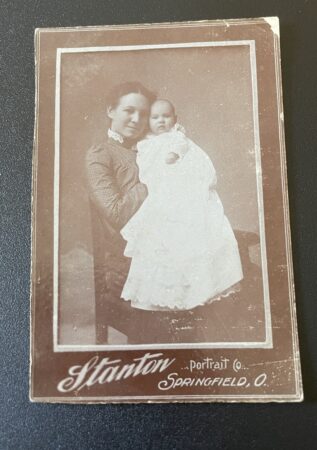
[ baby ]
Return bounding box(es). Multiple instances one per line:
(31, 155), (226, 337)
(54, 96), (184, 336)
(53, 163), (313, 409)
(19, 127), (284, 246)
(120, 98), (243, 311)
(148, 99), (188, 164)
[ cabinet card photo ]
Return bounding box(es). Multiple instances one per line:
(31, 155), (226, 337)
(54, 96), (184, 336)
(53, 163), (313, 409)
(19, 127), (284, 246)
(30, 18), (302, 403)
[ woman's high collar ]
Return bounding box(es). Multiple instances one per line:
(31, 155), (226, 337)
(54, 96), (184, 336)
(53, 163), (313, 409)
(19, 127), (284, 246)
(107, 128), (137, 149)
(108, 128), (124, 144)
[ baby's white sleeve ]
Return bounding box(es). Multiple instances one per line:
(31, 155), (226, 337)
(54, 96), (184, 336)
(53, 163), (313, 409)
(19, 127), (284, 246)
(169, 132), (189, 159)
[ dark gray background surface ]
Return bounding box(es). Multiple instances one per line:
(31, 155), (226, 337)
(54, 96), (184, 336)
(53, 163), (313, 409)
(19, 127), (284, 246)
(1, 0), (316, 448)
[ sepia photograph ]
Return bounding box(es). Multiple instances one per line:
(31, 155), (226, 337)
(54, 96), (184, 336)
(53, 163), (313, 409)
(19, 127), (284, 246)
(30, 19), (302, 403)
(55, 40), (271, 350)
(1, 0), (311, 438)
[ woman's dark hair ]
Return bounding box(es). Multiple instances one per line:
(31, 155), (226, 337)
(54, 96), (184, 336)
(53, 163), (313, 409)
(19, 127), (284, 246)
(106, 81), (157, 109)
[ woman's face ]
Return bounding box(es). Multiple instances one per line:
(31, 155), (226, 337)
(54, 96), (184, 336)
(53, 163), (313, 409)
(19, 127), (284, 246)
(107, 93), (150, 139)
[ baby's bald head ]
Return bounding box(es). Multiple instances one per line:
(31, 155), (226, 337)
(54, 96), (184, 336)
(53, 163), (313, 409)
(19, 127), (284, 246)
(149, 99), (177, 135)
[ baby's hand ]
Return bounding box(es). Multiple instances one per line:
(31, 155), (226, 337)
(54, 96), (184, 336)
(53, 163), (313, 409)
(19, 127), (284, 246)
(165, 152), (179, 164)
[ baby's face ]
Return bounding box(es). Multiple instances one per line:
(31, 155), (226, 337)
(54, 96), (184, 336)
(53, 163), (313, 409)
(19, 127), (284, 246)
(149, 101), (176, 135)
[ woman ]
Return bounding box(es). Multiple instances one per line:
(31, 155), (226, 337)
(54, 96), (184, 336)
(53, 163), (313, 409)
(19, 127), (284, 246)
(86, 82), (156, 343)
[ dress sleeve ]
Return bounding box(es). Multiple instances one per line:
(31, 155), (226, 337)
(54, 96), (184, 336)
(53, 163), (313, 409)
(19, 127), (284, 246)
(86, 145), (148, 230)
(168, 131), (189, 159)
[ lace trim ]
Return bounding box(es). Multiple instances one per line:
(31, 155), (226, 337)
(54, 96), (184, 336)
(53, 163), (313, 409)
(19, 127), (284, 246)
(108, 124), (185, 144)
(108, 128), (124, 144)
(122, 282), (241, 311)
(172, 123), (186, 134)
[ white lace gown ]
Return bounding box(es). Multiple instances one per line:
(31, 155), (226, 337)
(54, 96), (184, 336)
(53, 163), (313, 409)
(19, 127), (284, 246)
(120, 130), (243, 310)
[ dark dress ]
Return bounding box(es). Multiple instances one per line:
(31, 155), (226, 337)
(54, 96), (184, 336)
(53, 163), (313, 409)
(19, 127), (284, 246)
(86, 136), (147, 343)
